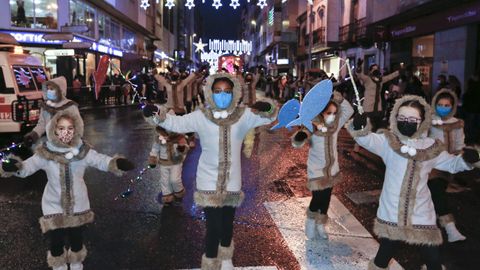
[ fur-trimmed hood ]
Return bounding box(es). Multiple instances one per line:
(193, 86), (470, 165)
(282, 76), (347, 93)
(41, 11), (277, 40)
(389, 95), (432, 141)
(154, 126), (184, 142)
(204, 73), (243, 113)
(431, 88), (458, 120)
(312, 91), (344, 136)
(46, 110), (84, 149)
(42, 76), (67, 104)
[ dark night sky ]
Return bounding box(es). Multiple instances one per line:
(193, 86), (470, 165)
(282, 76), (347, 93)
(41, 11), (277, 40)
(197, 4), (242, 40)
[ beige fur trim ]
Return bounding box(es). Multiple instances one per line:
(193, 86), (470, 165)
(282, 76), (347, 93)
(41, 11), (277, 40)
(218, 241), (234, 260)
(384, 131), (445, 161)
(43, 76), (67, 103)
(47, 249), (67, 268)
(250, 98), (279, 118)
(307, 175), (340, 191)
(368, 260), (387, 270)
(108, 155), (126, 177)
(346, 117), (372, 137)
(389, 95), (432, 141)
(291, 129), (311, 148)
(431, 88), (458, 119)
(306, 209), (328, 224)
(45, 110), (84, 149)
(39, 210), (94, 234)
(67, 245), (87, 264)
(194, 191), (245, 207)
(36, 142), (91, 164)
(438, 214), (455, 227)
(0, 154), (23, 178)
(201, 254), (221, 270)
(204, 73), (243, 113)
(373, 219), (442, 246)
(40, 100), (78, 115)
(201, 106), (246, 126)
(397, 159), (421, 227)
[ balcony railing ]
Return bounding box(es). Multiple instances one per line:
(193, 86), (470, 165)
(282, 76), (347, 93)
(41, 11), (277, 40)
(339, 18), (367, 44)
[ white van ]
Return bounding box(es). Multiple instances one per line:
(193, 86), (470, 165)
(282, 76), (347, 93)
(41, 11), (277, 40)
(0, 33), (45, 133)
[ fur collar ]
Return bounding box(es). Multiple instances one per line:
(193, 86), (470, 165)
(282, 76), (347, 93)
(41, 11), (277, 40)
(40, 100), (78, 114)
(383, 130), (445, 161)
(389, 95), (432, 141)
(46, 111), (84, 148)
(36, 141), (91, 164)
(201, 106), (246, 126)
(431, 88), (458, 120)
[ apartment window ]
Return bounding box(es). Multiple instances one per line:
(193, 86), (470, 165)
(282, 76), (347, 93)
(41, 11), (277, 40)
(69, 0), (95, 38)
(10, 0), (58, 29)
(98, 12), (121, 47)
(122, 28), (136, 51)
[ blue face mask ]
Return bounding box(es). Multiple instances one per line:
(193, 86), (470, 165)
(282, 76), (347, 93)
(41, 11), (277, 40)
(46, 90), (57, 101)
(436, 105), (452, 117)
(212, 92), (233, 109)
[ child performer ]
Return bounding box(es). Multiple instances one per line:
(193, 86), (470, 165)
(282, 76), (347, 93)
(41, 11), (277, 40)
(1, 111), (135, 270)
(291, 91), (354, 239)
(348, 95), (479, 270)
(143, 73), (277, 270)
(148, 125), (189, 205)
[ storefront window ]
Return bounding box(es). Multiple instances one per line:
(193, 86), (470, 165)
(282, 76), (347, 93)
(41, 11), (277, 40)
(98, 12), (121, 48)
(122, 28), (136, 52)
(69, 0), (95, 38)
(10, 0), (58, 29)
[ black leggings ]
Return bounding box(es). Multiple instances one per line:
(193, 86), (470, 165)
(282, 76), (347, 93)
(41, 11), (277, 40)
(428, 178), (450, 216)
(309, 188), (333, 214)
(204, 206), (236, 258)
(374, 238), (442, 270)
(49, 226), (85, 256)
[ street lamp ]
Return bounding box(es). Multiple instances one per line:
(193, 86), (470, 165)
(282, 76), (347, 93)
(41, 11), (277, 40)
(251, 20), (256, 26)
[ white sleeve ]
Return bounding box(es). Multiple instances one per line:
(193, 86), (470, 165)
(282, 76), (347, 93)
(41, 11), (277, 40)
(338, 98), (354, 128)
(246, 107), (277, 130)
(354, 133), (387, 159)
(150, 141), (161, 157)
(156, 111), (200, 134)
(15, 154), (45, 178)
(85, 149), (114, 172)
(434, 151), (472, 174)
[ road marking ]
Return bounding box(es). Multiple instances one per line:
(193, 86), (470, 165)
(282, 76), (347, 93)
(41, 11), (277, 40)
(264, 196), (403, 270)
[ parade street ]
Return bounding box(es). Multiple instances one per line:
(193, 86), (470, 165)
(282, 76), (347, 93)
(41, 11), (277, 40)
(1, 106), (479, 270)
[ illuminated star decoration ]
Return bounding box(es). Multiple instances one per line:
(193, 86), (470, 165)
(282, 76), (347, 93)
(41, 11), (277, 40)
(308, 0), (313, 5)
(193, 38), (208, 53)
(165, 0), (175, 9)
(140, 0), (150, 10)
(185, 0), (195, 9)
(257, 0), (267, 9)
(229, 0), (240, 9)
(212, 0), (222, 9)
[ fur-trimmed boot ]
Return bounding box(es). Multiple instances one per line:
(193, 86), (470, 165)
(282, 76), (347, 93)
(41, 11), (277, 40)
(67, 246), (87, 270)
(439, 214), (466, 242)
(201, 254), (221, 270)
(305, 209), (317, 239)
(47, 250), (68, 270)
(218, 242), (234, 270)
(315, 213), (328, 240)
(368, 260), (387, 270)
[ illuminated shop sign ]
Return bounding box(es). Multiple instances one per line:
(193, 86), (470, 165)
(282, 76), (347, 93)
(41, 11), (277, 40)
(0, 31), (123, 57)
(207, 39), (252, 54)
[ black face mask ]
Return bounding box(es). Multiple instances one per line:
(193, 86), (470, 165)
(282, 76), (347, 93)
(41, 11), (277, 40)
(397, 121), (418, 137)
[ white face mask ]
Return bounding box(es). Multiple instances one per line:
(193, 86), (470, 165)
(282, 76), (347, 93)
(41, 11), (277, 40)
(325, 114), (335, 125)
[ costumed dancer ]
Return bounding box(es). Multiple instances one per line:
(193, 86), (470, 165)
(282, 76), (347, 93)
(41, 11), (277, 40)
(148, 124), (189, 205)
(143, 73), (277, 270)
(23, 76), (83, 147)
(291, 91), (354, 239)
(154, 70), (197, 115)
(428, 89), (467, 242)
(1, 111), (135, 270)
(347, 95), (479, 270)
(243, 70), (260, 105)
(355, 59), (399, 131)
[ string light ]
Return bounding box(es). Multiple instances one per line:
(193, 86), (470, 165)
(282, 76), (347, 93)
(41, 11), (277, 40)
(0, 142), (24, 163)
(165, 0), (175, 9)
(185, 0), (195, 9)
(212, 0), (222, 9)
(114, 166), (153, 200)
(229, 0), (240, 9)
(257, 0), (267, 9)
(140, 0), (150, 10)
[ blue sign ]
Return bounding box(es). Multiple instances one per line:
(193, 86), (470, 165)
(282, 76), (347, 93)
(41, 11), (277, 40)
(0, 30), (123, 57)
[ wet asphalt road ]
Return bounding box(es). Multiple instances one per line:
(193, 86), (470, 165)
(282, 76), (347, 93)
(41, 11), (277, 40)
(1, 106), (480, 270)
